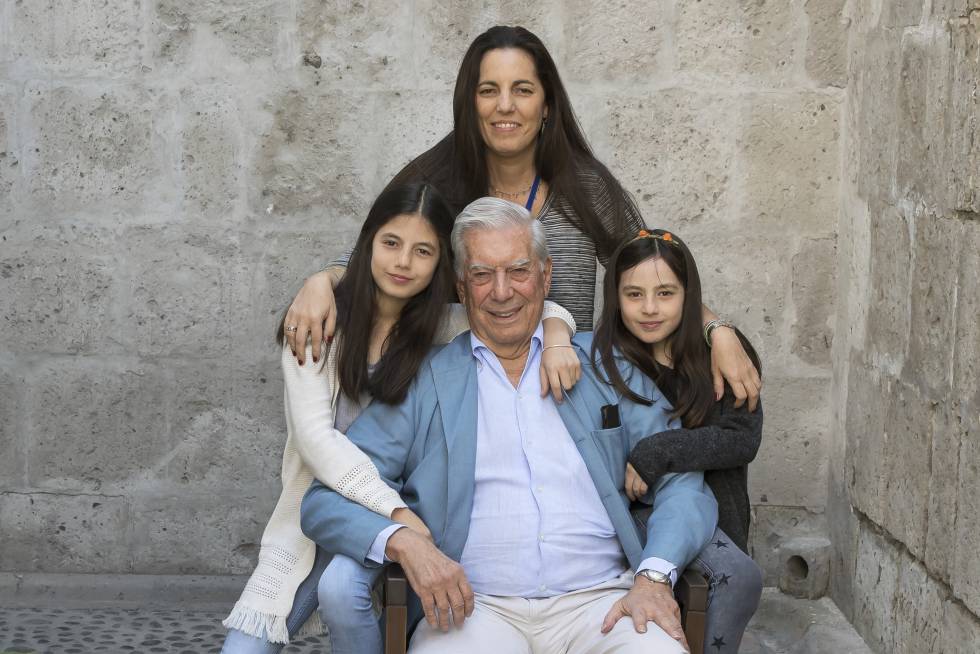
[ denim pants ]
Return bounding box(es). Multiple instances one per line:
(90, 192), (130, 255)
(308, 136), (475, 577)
(317, 553), (386, 654)
(221, 547), (332, 654)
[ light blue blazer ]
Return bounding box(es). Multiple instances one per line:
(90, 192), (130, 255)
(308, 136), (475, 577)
(300, 331), (718, 573)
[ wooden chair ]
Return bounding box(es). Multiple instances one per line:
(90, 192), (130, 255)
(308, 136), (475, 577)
(378, 565), (709, 654)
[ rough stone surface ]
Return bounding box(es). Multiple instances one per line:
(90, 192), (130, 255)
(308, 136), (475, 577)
(9, 0), (143, 75)
(791, 237), (837, 366)
(0, 493), (132, 573)
(736, 91), (841, 236)
(804, 0), (850, 87)
(675, 0), (805, 84)
(562, 0), (668, 82)
(749, 506), (828, 585)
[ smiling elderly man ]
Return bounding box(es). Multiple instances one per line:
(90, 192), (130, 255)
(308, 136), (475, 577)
(300, 197), (717, 653)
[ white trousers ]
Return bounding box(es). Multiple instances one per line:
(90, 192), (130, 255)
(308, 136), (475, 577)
(409, 572), (687, 654)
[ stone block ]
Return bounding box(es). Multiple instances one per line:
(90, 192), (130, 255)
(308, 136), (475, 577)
(748, 505), (827, 585)
(411, 0), (565, 89)
(924, 402), (962, 583)
(893, 556), (950, 654)
(851, 30), (901, 205)
(953, 401), (980, 615)
(804, 0), (849, 87)
(237, 230), (354, 354)
(895, 29), (956, 211)
(9, 0), (142, 75)
(129, 491), (278, 575)
(0, 492), (131, 573)
(749, 376), (830, 508)
(880, 0), (927, 28)
(165, 359), (283, 489)
(736, 92), (840, 236)
(939, 598), (980, 654)
(152, 0), (286, 68)
(845, 361), (887, 527)
(562, 0), (668, 82)
(791, 237), (837, 366)
(121, 225), (239, 358)
(879, 381), (934, 559)
(776, 536), (832, 599)
(676, 0), (805, 84)
(948, 11), (980, 214)
(25, 358), (172, 493)
(852, 523), (901, 653)
(603, 89), (736, 230)
(0, 86), (16, 221)
(866, 207), (912, 368)
(22, 83), (174, 214)
(250, 89), (375, 225)
(0, 224), (119, 354)
(179, 89), (243, 220)
(0, 360), (26, 489)
(953, 221), (980, 402)
(826, 463), (860, 619)
(905, 215), (961, 397)
(371, 90), (454, 193)
(690, 231), (789, 366)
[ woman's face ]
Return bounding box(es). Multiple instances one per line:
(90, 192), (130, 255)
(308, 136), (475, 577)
(475, 48), (548, 160)
(370, 213), (441, 305)
(618, 256), (686, 347)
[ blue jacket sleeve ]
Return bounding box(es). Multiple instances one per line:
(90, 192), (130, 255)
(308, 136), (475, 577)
(299, 376), (424, 564)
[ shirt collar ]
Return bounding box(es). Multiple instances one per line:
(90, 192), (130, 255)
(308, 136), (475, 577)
(470, 322), (544, 361)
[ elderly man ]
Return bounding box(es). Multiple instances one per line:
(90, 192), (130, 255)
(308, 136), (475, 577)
(301, 197), (717, 653)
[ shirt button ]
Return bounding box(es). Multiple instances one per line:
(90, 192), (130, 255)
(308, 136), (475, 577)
(539, 585), (546, 592)
(536, 486), (544, 493)
(539, 534), (546, 541)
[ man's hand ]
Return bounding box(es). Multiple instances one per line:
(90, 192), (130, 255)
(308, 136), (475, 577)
(386, 528), (474, 632)
(601, 576), (688, 651)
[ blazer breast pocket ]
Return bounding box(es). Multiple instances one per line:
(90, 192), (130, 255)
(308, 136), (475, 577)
(590, 426), (628, 486)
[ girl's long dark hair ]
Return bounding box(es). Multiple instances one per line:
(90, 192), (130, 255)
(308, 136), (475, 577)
(279, 183), (456, 405)
(591, 230), (761, 428)
(384, 25), (636, 256)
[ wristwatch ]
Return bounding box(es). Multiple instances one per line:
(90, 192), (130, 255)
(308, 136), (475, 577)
(637, 569), (672, 587)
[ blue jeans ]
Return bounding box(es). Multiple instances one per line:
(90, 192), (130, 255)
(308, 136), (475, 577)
(317, 553), (386, 654)
(687, 527), (763, 652)
(221, 546), (331, 654)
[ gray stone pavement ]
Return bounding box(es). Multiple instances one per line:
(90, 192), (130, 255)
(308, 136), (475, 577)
(1, 580), (872, 654)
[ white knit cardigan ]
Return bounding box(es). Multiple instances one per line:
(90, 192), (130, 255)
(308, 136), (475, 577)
(223, 302), (574, 643)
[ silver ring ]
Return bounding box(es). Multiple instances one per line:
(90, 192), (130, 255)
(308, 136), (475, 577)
(284, 325), (298, 333)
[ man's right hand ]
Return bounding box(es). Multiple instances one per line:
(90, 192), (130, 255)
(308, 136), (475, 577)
(385, 528), (475, 631)
(283, 269), (340, 363)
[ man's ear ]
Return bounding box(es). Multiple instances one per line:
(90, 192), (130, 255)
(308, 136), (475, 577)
(456, 277), (467, 304)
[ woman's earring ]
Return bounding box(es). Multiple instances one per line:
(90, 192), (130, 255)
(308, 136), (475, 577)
(540, 116), (548, 135)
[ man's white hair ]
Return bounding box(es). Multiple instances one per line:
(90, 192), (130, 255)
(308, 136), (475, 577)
(451, 197), (549, 278)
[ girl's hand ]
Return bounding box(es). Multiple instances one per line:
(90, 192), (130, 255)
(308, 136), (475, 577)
(625, 463), (648, 502)
(710, 327), (761, 411)
(283, 269), (340, 364)
(392, 507), (433, 541)
(540, 317), (581, 403)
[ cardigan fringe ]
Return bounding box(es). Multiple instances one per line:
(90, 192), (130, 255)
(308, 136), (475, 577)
(222, 602), (325, 645)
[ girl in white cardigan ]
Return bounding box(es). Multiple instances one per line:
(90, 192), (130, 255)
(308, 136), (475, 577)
(221, 183), (576, 652)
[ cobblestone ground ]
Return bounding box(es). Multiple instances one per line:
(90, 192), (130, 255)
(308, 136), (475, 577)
(0, 591), (870, 654)
(0, 608), (328, 654)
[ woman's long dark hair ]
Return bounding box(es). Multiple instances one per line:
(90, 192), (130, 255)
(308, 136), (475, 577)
(592, 230), (760, 428)
(384, 25), (636, 255)
(279, 183), (456, 405)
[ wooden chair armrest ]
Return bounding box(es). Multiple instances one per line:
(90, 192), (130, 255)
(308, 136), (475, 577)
(675, 567), (709, 654)
(378, 564), (409, 654)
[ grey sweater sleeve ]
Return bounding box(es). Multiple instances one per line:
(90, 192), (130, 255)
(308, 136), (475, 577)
(325, 246), (354, 270)
(628, 391), (763, 485)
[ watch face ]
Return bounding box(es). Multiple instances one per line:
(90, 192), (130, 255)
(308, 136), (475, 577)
(642, 570), (670, 584)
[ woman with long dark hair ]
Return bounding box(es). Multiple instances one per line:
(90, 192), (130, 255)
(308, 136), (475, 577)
(592, 229), (764, 652)
(220, 182), (576, 653)
(283, 25), (762, 407)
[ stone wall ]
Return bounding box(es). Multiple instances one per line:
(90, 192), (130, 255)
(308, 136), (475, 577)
(1, 2), (843, 579)
(828, 0), (980, 651)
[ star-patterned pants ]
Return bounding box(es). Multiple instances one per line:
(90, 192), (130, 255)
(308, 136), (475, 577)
(687, 528), (763, 652)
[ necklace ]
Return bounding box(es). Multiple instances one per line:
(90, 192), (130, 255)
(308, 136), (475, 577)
(489, 179), (535, 200)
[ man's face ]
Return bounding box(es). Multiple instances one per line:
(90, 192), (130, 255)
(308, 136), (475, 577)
(457, 225), (551, 356)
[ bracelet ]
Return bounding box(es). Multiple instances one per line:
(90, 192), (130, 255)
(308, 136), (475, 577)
(703, 319), (735, 347)
(543, 344), (574, 351)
